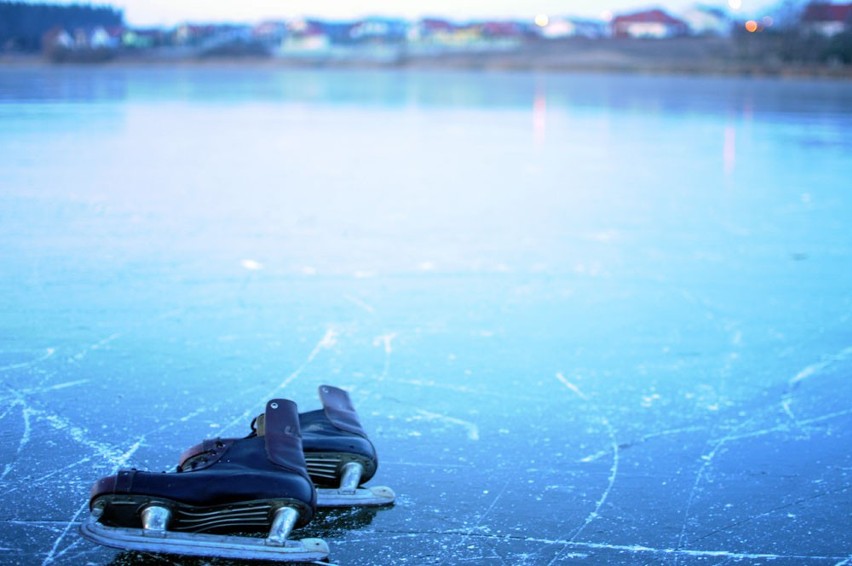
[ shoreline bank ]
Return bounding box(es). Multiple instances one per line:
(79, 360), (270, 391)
(3, 37), (852, 79)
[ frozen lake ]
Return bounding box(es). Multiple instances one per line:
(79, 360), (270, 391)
(1, 66), (851, 565)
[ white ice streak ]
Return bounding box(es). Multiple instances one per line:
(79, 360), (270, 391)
(217, 327), (338, 435)
(38, 418), (145, 565)
(40, 403), (211, 565)
(2, 457), (93, 496)
(578, 426), (704, 463)
(783, 345), (852, 432)
(579, 449), (610, 463)
(454, 478), (512, 556)
(414, 409), (480, 441)
(0, 402), (33, 481)
(553, 373), (620, 548)
(547, 539), (845, 561)
(373, 333), (396, 382)
(71, 332), (122, 362)
(318, 327), (338, 349)
(675, 350), (852, 562)
(20, 380), (89, 395)
(0, 348), (55, 373)
(675, 412), (765, 560)
(2, 378), (113, 481)
(555, 373), (588, 401)
(385, 377), (547, 403)
(345, 294), (375, 313)
(789, 345), (852, 385)
(41, 504), (88, 566)
(374, 333), (396, 355)
(716, 407), (852, 444)
(332, 531), (844, 562)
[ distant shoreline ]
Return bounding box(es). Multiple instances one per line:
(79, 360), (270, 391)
(3, 38), (852, 80)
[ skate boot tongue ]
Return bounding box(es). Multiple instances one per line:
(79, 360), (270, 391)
(263, 399), (308, 474)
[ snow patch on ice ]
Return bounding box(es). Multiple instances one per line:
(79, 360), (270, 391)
(240, 259), (263, 271)
(373, 333), (396, 355)
(319, 327), (338, 349)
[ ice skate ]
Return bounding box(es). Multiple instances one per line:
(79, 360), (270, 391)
(253, 385), (395, 508)
(301, 385), (395, 507)
(80, 399), (329, 563)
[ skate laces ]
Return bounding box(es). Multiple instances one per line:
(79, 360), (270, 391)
(178, 439), (228, 472)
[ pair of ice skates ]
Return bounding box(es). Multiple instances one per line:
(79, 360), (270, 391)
(80, 385), (394, 562)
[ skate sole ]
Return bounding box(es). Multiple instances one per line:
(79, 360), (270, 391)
(82, 496), (328, 562)
(89, 494), (312, 533)
(304, 451), (375, 485)
(80, 513), (328, 562)
(305, 452), (395, 507)
(316, 484), (396, 507)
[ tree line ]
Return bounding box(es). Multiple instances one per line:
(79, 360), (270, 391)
(0, 1), (123, 51)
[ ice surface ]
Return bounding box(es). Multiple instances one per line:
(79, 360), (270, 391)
(0, 68), (851, 564)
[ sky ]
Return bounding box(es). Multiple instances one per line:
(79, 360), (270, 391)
(85, 0), (779, 27)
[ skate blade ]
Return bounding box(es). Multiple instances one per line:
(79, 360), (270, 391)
(80, 513), (329, 562)
(316, 485), (396, 508)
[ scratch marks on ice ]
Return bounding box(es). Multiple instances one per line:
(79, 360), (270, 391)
(373, 333), (396, 383)
(217, 326), (339, 435)
(674, 344), (852, 556)
(782, 345), (852, 431)
(0, 348), (56, 373)
(336, 529), (848, 562)
(788, 345), (852, 387)
(413, 409), (480, 441)
(551, 372), (620, 562)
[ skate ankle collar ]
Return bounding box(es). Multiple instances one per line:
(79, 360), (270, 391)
(319, 385), (368, 438)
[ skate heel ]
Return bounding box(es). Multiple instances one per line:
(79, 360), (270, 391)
(267, 506), (299, 545)
(312, 459), (396, 507)
(340, 461), (363, 493)
(141, 505), (170, 532)
(301, 385), (396, 507)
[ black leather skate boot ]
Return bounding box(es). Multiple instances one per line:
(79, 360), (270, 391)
(253, 385), (395, 507)
(81, 399), (328, 562)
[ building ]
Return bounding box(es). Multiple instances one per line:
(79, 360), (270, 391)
(800, 2), (852, 36)
(612, 9), (689, 38)
(536, 17), (608, 39)
(679, 6), (732, 36)
(349, 18), (408, 43)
